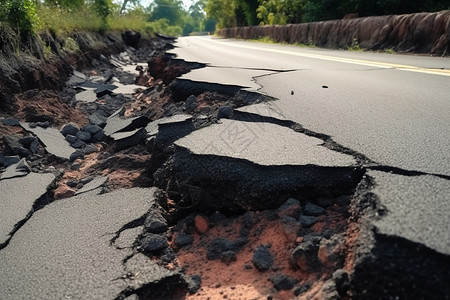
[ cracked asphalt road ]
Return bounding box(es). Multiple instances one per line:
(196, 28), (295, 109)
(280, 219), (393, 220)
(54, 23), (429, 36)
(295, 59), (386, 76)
(0, 188), (175, 299)
(169, 36), (450, 259)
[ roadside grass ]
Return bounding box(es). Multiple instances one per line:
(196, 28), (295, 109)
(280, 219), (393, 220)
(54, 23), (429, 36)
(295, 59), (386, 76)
(36, 6), (102, 33)
(251, 36), (317, 48)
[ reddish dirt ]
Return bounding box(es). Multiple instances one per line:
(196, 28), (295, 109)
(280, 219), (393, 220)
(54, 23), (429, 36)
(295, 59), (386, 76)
(15, 90), (88, 127)
(173, 209), (346, 300)
(195, 92), (231, 111)
(148, 55), (191, 85)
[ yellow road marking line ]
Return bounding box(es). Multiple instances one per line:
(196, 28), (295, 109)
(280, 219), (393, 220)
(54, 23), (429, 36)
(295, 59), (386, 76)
(208, 38), (450, 77)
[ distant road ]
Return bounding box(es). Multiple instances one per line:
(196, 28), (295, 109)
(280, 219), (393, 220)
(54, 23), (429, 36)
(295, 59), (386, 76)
(170, 36), (450, 177)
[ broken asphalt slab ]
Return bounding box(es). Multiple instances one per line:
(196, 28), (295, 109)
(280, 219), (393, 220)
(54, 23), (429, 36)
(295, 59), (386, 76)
(145, 114), (192, 139)
(20, 123), (75, 160)
(176, 66), (275, 92)
(0, 188), (183, 299)
(103, 111), (150, 137)
(74, 175), (108, 195)
(0, 172), (55, 247)
(174, 119), (355, 167)
(351, 170), (450, 299)
(368, 170), (450, 255)
(160, 119), (362, 211)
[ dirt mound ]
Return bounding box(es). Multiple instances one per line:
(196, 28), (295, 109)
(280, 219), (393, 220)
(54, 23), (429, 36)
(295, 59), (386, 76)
(218, 10), (450, 55)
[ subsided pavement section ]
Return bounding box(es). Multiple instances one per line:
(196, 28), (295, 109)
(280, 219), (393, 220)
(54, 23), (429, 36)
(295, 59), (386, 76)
(0, 172), (55, 247)
(369, 170), (450, 256)
(0, 188), (177, 300)
(174, 119), (355, 167)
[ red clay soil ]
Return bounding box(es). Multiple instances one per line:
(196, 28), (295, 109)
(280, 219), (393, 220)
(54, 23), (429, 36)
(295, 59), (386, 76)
(54, 145), (151, 199)
(173, 202), (351, 300)
(15, 90), (88, 127)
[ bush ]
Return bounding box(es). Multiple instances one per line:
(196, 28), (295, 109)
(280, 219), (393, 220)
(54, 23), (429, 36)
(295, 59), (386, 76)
(3, 0), (39, 37)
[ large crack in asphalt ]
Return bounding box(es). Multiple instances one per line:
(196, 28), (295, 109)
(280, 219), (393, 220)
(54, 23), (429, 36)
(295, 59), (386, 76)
(143, 52), (450, 298)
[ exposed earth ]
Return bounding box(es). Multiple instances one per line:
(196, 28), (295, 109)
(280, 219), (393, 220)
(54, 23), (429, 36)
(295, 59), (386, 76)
(1, 27), (449, 300)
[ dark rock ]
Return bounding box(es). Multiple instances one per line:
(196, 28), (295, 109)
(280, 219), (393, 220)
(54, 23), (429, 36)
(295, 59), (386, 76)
(217, 106), (234, 119)
(80, 176), (93, 185)
(83, 144), (98, 154)
(82, 124), (102, 135)
(161, 248), (175, 263)
(144, 210), (168, 234)
(185, 95), (198, 112)
(277, 197), (301, 217)
(1, 155), (20, 167)
(294, 283), (311, 296)
(289, 241), (319, 271)
(69, 150), (84, 162)
(65, 134), (77, 144)
(97, 151), (111, 160)
(70, 163), (81, 170)
(1, 118), (20, 126)
(76, 131), (91, 142)
(299, 215), (318, 227)
(270, 274), (298, 290)
(29, 139), (40, 154)
(252, 245), (274, 271)
(174, 234), (194, 248)
(36, 121), (49, 128)
(139, 233), (168, 253)
(184, 274), (201, 294)
(122, 30), (141, 47)
(71, 139), (85, 148)
(332, 269), (350, 296)
(19, 136), (37, 147)
(67, 180), (78, 188)
(60, 123), (80, 136)
(318, 234), (345, 267)
(2, 135), (31, 157)
(220, 251), (237, 265)
(280, 216), (301, 242)
(206, 238), (239, 260)
(88, 113), (107, 127)
(304, 202), (325, 216)
(92, 131), (107, 142)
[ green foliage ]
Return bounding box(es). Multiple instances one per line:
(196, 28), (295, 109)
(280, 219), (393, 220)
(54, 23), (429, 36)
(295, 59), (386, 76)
(205, 0), (237, 28)
(149, 0), (184, 26)
(2, 0), (39, 36)
(144, 18), (182, 36)
(347, 38), (363, 51)
(43, 0), (85, 9)
(36, 5), (102, 32)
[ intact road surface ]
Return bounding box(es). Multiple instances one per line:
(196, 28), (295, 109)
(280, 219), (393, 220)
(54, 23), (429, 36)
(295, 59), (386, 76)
(169, 36), (450, 257)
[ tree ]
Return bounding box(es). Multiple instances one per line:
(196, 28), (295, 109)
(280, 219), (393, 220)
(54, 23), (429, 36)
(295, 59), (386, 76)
(3, 0), (39, 36)
(149, 0), (185, 27)
(205, 0), (237, 28)
(43, 0), (85, 8)
(119, 0), (140, 14)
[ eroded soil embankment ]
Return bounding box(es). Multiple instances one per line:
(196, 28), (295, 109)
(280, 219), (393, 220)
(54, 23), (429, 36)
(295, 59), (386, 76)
(0, 27), (159, 113)
(218, 10), (450, 55)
